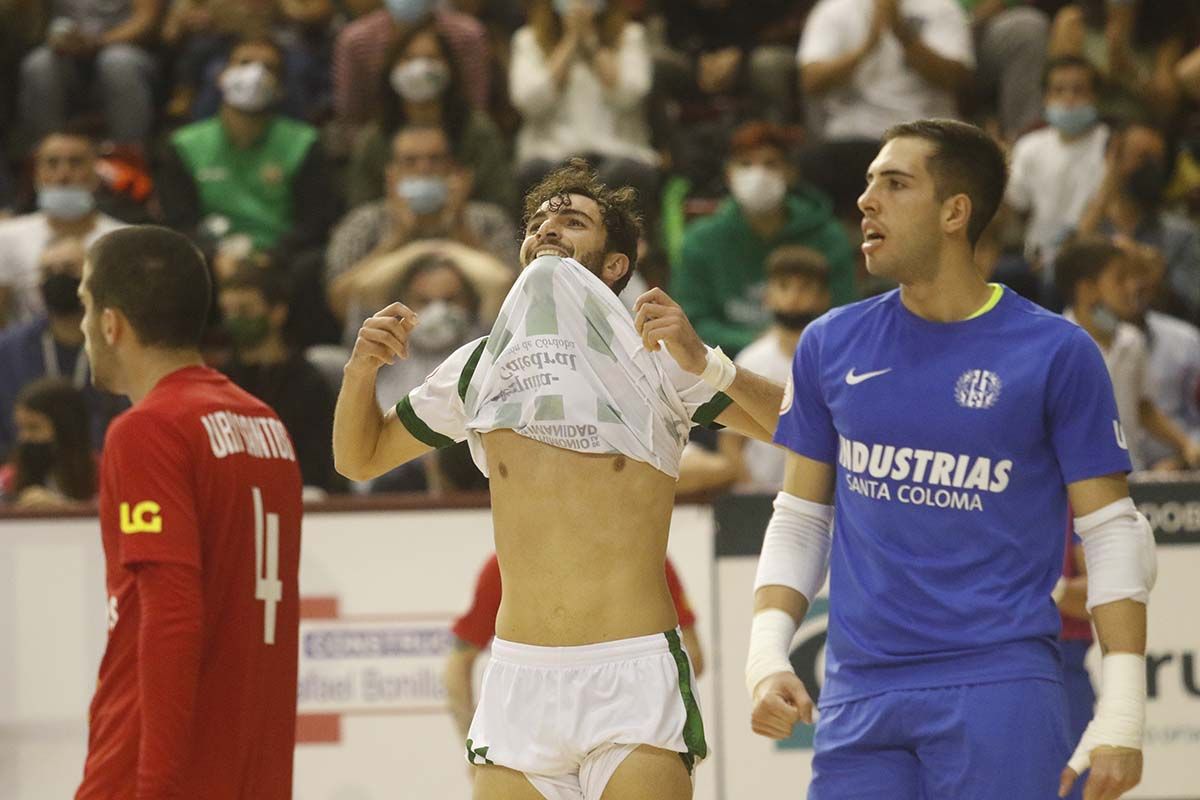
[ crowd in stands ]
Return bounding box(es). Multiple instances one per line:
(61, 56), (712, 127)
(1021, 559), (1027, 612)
(1, 0), (1198, 508)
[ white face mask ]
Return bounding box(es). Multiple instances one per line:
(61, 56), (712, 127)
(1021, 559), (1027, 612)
(729, 166), (787, 215)
(409, 299), (472, 352)
(220, 62), (278, 113)
(390, 58), (451, 103)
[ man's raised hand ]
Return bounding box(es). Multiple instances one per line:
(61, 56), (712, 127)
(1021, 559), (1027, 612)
(346, 302), (418, 376)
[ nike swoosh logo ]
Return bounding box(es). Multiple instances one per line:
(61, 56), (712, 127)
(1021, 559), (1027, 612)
(845, 368), (892, 386)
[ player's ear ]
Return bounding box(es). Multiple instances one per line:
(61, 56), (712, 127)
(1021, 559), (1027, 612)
(942, 193), (972, 239)
(602, 252), (630, 287)
(100, 307), (120, 346)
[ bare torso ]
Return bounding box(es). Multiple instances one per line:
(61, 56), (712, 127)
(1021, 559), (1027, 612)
(482, 430), (680, 646)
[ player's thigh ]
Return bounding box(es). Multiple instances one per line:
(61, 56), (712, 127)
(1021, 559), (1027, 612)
(473, 763), (556, 800)
(809, 696), (921, 800)
(597, 745), (692, 800)
(917, 679), (1070, 800)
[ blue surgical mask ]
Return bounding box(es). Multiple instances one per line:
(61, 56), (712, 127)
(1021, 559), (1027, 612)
(1091, 302), (1122, 337)
(384, 0), (436, 24)
(1045, 103), (1098, 137)
(397, 176), (449, 215)
(37, 186), (95, 220)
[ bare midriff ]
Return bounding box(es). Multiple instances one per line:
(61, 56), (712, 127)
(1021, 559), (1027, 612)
(482, 429), (680, 646)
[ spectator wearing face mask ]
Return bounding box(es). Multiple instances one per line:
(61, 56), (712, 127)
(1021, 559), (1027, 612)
(0, 377), (96, 509)
(1056, 236), (1200, 472)
(1003, 56), (1109, 292)
(671, 121), (855, 357)
(158, 37), (342, 269)
(509, 0), (659, 210)
(333, 0), (490, 128)
(217, 265), (345, 495)
(0, 237), (125, 460)
(346, 19), (513, 210)
(0, 130), (125, 328)
(718, 245), (832, 488)
(1077, 121), (1200, 323)
(326, 122), (517, 320)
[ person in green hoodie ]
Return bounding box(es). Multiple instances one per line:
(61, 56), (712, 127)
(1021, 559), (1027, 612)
(671, 121), (856, 356)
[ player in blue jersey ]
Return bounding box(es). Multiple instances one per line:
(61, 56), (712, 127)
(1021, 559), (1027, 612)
(739, 120), (1156, 800)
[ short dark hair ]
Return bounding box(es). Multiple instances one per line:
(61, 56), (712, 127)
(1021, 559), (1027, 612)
(396, 253), (481, 316)
(14, 377), (95, 501)
(727, 121), (798, 160)
(1041, 55), (1100, 94)
(87, 226), (212, 349)
(882, 119), (1008, 247)
(220, 264), (291, 308)
(523, 158), (642, 295)
(766, 245), (829, 284)
(1055, 236), (1123, 304)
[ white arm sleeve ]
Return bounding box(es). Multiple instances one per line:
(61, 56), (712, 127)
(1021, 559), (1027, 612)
(1076, 497), (1157, 611)
(753, 492), (835, 603)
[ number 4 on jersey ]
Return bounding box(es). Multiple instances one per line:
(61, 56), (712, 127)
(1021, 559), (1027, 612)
(253, 487), (283, 645)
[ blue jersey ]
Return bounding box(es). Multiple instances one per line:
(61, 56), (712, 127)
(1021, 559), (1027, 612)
(774, 288), (1131, 706)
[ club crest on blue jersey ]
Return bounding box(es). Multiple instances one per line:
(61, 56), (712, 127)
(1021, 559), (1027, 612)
(954, 369), (1002, 410)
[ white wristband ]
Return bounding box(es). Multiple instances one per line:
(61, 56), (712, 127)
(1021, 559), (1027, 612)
(1067, 653), (1146, 775)
(745, 608), (798, 699)
(701, 345), (736, 392)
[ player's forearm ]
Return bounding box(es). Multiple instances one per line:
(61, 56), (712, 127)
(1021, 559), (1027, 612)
(726, 366), (785, 438)
(136, 563), (204, 799)
(332, 368), (386, 480)
(1091, 598), (1147, 655)
(754, 584), (809, 623)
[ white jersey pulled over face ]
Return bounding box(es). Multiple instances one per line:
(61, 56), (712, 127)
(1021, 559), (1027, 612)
(395, 256), (731, 477)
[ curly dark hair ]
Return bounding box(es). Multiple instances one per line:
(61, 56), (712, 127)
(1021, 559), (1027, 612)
(522, 158), (642, 295)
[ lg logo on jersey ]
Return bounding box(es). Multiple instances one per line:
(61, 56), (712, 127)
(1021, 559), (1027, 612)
(119, 501), (162, 534)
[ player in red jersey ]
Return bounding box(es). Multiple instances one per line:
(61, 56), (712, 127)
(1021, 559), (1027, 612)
(74, 225), (303, 800)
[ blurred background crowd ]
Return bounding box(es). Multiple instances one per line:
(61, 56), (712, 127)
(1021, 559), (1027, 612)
(0, 0), (1198, 508)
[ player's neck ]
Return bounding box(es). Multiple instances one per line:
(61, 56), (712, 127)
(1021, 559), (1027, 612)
(125, 350), (205, 404)
(898, 260), (993, 323)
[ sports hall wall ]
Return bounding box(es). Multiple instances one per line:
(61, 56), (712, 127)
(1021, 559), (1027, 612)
(2, 483), (1197, 799)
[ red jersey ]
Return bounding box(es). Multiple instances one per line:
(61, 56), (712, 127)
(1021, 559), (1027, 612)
(77, 366), (302, 800)
(452, 554), (698, 649)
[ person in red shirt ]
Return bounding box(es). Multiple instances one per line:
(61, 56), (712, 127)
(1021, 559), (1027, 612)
(74, 225), (303, 800)
(443, 553), (706, 741)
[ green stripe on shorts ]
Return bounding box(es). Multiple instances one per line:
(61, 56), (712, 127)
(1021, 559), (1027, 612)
(665, 628), (708, 772)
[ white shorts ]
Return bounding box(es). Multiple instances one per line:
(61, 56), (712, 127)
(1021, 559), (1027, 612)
(465, 628), (707, 800)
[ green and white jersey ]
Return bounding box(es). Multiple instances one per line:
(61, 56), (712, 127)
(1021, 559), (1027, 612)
(395, 256), (731, 477)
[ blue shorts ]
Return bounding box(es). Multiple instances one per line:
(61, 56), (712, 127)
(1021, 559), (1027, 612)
(1059, 640), (1096, 800)
(810, 679), (1070, 800)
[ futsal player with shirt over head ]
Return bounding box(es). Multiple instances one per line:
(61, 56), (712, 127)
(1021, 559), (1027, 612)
(74, 226), (303, 800)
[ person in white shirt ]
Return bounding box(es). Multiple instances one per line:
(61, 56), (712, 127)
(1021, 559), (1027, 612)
(798, 0), (974, 143)
(1004, 56), (1109, 285)
(719, 245), (832, 488)
(509, 0), (658, 206)
(795, 0), (973, 216)
(1056, 236), (1200, 472)
(0, 130), (123, 328)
